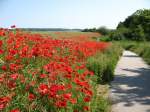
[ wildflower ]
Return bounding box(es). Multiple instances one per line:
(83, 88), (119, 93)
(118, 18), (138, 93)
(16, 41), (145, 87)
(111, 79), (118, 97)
(0, 96), (11, 103)
(83, 106), (90, 111)
(9, 64), (19, 71)
(1, 65), (7, 71)
(7, 80), (16, 89)
(84, 96), (91, 102)
(38, 84), (49, 95)
(0, 40), (2, 47)
(0, 49), (3, 54)
(28, 93), (36, 101)
(55, 100), (67, 108)
(39, 74), (47, 79)
(70, 98), (77, 104)
(0, 104), (5, 110)
(63, 93), (72, 100)
(0, 77), (4, 83)
(10, 108), (20, 112)
(10, 73), (19, 80)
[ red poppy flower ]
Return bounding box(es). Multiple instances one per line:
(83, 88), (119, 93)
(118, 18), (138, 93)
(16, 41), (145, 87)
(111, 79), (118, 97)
(7, 81), (16, 89)
(0, 40), (2, 47)
(70, 98), (77, 104)
(10, 108), (20, 112)
(63, 93), (72, 100)
(0, 104), (6, 110)
(55, 100), (67, 108)
(10, 73), (19, 80)
(83, 106), (90, 111)
(0, 96), (11, 103)
(73, 110), (79, 112)
(84, 96), (91, 102)
(28, 93), (36, 101)
(39, 74), (47, 79)
(38, 84), (49, 95)
(0, 49), (3, 54)
(0, 77), (4, 83)
(1, 65), (7, 71)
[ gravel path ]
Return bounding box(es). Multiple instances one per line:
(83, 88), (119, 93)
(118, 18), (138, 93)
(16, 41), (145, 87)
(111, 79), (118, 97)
(110, 50), (150, 112)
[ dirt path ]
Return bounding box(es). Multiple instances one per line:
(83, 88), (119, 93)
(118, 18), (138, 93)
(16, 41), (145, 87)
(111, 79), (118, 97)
(110, 50), (150, 112)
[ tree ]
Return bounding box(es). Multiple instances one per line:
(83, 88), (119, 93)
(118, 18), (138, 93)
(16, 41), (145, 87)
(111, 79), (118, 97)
(97, 26), (110, 35)
(82, 26), (111, 35)
(116, 9), (150, 41)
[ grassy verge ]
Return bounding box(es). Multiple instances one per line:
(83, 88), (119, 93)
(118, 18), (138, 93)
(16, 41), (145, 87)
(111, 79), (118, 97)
(90, 40), (150, 112)
(90, 75), (111, 112)
(118, 41), (150, 65)
(86, 43), (123, 112)
(87, 43), (123, 83)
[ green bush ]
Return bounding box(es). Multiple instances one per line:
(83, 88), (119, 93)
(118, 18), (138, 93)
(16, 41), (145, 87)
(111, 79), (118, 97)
(99, 36), (112, 42)
(86, 44), (123, 83)
(82, 26), (111, 36)
(109, 30), (126, 41)
(117, 41), (138, 50)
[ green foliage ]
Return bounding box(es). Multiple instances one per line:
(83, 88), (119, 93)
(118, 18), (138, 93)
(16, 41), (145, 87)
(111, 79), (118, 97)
(82, 26), (111, 35)
(117, 41), (139, 50)
(113, 9), (150, 41)
(82, 27), (97, 32)
(130, 42), (150, 65)
(91, 95), (110, 112)
(99, 36), (112, 42)
(90, 76), (111, 112)
(86, 44), (123, 83)
(97, 27), (111, 35)
(119, 41), (150, 65)
(109, 29), (126, 40)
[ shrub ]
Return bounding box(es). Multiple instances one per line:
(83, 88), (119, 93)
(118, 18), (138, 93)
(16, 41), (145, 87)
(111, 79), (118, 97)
(99, 36), (112, 42)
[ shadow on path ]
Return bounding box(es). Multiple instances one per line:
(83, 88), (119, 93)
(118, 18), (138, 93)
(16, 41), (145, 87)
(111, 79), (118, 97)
(111, 51), (150, 112)
(112, 67), (150, 106)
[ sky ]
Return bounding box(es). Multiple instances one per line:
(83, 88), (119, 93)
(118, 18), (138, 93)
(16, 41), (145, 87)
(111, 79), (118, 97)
(0, 0), (150, 29)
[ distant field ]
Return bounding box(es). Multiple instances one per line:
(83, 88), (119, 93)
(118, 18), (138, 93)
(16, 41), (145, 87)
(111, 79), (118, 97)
(29, 31), (101, 41)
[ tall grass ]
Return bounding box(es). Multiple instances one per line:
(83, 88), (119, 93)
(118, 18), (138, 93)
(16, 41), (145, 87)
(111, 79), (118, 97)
(85, 43), (123, 112)
(89, 76), (111, 112)
(118, 41), (150, 65)
(87, 43), (123, 83)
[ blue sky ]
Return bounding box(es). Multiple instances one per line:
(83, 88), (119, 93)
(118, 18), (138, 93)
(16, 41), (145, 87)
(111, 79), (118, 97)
(0, 0), (149, 29)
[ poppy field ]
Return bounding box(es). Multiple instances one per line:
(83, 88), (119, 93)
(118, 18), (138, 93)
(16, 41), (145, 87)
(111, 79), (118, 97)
(0, 26), (109, 112)
(30, 31), (100, 42)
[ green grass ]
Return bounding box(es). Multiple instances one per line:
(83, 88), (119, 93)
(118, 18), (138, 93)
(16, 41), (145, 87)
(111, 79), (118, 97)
(117, 41), (150, 65)
(86, 43), (123, 112)
(92, 94), (111, 112)
(86, 43), (123, 83)
(90, 76), (111, 112)
(88, 40), (150, 112)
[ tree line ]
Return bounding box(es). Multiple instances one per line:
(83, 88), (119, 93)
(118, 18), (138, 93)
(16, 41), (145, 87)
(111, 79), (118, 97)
(82, 9), (150, 41)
